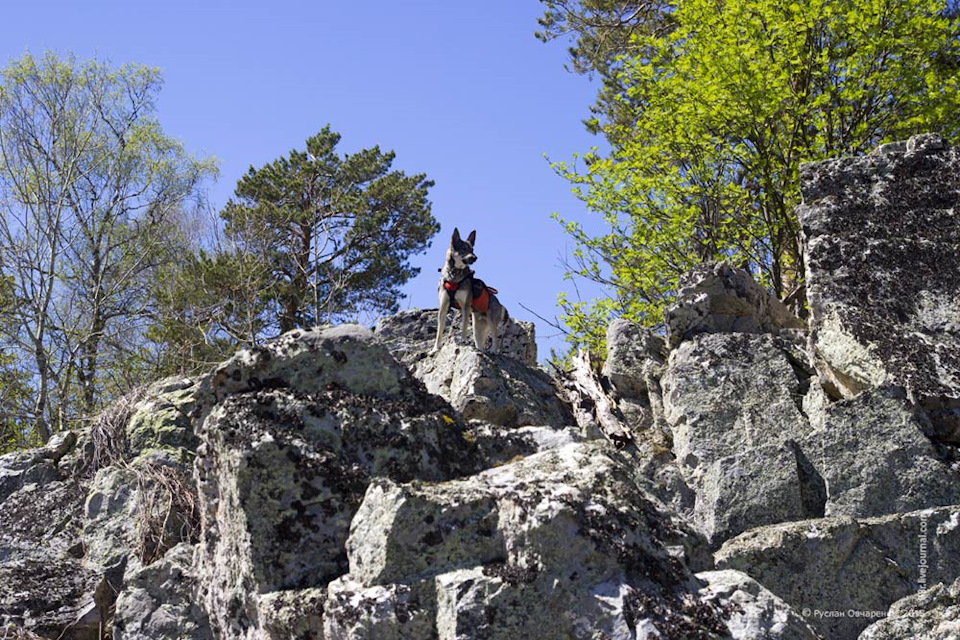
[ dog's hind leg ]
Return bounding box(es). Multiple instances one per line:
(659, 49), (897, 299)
(473, 314), (489, 351)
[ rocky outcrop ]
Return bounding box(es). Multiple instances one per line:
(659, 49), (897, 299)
(695, 570), (820, 640)
(661, 333), (815, 543)
(193, 325), (480, 638)
(716, 506), (960, 639)
(323, 441), (730, 638)
(664, 262), (803, 348)
(410, 341), (572, 428)
(799, 133), (960, 438)
(8, 135), (960, 640)
(859, 576), (960, 639)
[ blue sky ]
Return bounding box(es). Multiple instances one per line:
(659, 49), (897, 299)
(0, 1), (607, 359)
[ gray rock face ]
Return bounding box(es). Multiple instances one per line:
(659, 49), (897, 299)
(859, 576), (960, 640)
(193, 325), (480, 639)
(799, 133), (960, 437)
(716, 506), (960, 639)
(125, 376), (200, 460)
(324, 441), (730, 638)
(113, 544), (212, 640)
(801, 386), (960, 518)
(695, 570), (821, 640)
(376, 308), (537, 366)
(662, 333), (815, 544)
(602, 317), (667, 399)
(410, 341), (573, 428)
(664, 262), (803, 348)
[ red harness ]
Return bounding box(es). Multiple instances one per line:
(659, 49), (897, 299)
(444, 279), (497, 313)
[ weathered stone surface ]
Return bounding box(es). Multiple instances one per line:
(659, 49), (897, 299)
(113, 544), (212, 640)
(801, 386), (960, 518)
(376, 308), (537, 366)
(326, 442), (729, 638)
(325, 577), (433, 639)
(347, 479), (503, 586)
(0, 432), (98, 638)
(799, 134), (960, 435)
(0, 557), (101, 639)
(859, 576), (960, 640)
(410, 341), (573, 428)
(716, 506), (960, 639)
(0, 431), (76, 503)
(696, 570), (821, 640)
(194, 325), (480, 639)
(662, 333), (815, 543)
(126, 377), (200, 460)
(466, 423), (585, 468)
(602, 317), (667, 399)
(259, 587), (326, 640)
(664, 262), (803, 348)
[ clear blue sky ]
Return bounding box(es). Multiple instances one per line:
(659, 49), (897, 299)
(0, 1), (607, 359)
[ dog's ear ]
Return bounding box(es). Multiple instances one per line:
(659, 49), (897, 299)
(452, 227), (461, 244)
(467, 230), (476, 245)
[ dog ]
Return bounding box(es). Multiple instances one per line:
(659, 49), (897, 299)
(433, 228), (508, 353)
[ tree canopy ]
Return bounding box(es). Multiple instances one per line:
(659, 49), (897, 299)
(150, 127), (439, 372)
(545, 0), (960, 353)
(0, 52), (215, 443)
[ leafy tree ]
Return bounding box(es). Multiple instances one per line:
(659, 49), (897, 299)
(0, 52), (215, 440)
(213, 127), (438, 335)
(547, 0), (960, 351)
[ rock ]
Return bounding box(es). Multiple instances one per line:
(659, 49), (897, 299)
(0, 430), (77, 503)
(83, 452), (198, 573)
(0, 557), (102, 639)
(113, 544), (213, 640)
(0, 435), (94, 637)
(259, 588), (326, 640)
(696, 570), (821, 640)
(466, 423), (586, 468)
(661, 333), (815, 543)
(800, 386), (960, 518)
(664, 262), (803, 348)
(347, 479), (503, 586)
(716, 506), (960, 639)
(410, 341), (573, 428)
(325, 441), (729, 638)
(799, 134), (960, 437)
(376, 308), (537, 366)
(859, 576), (960, 640)
(325, 577), (434, 639)
(126, 377), (200, 460)
(602, 317), (667, 399)
(193, 325), (480, 639)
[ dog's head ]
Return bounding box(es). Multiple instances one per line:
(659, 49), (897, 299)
(449, 228), (477, 268)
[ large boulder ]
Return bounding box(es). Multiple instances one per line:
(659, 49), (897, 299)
(0, 432), (106, 639)
(192, 325), (480, 639)
(799, 386), (960, 519)
(716, 506), (960, 639)
(661, 333), (816, 543)
(695, 570), (821, 640)
(664, 262), (803, 349)
(799, 133), (960, 439)
(323, 441), (733, 638)
(112, 543), (213, 640)
(409, 341), (573, 428)
(859, 576), (960, 640)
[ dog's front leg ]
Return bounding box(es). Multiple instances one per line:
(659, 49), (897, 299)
(433, 289), (451, 353)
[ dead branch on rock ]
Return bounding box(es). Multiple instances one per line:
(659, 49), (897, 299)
(557, 349), (634, 449)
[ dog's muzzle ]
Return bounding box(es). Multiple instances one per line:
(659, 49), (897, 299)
(464, 254), (477, 264)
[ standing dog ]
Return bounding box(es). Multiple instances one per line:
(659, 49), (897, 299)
(433, 228), (508, 353)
